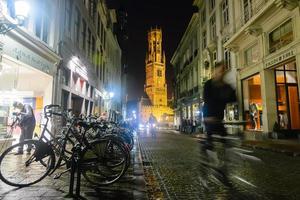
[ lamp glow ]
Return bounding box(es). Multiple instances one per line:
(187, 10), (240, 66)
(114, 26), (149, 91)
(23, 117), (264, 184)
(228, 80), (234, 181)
(109, 92), (114, 98)
(15, 0), (30, 21)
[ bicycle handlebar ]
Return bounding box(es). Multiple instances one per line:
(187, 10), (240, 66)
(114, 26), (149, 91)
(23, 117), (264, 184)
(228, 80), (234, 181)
(43, 104), (61, 117)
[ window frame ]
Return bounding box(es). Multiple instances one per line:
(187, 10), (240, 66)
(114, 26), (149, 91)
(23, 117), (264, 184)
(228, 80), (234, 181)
(221, 0), (229, 26)
(244, 43), (259, 66)
(210, 13), (216, 40)
(268, 19), (293, 54)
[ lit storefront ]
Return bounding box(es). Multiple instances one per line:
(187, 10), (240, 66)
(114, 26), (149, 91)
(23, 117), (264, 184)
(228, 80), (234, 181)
(274, 59), (300, 130)
(242, 74), (263, 131)
(0, 35), (60, 140)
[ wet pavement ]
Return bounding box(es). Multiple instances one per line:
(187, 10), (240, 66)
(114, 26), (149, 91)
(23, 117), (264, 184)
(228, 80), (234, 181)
(0, 137), (147, 200)
(139, 129), (300, 200)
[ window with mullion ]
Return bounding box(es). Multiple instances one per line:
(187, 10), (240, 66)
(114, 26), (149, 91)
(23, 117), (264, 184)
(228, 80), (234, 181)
(202, 31), (207, 50)
(82, 19), (87, 51)
(201, 8), (206, 25)
(87, 28), (91, 57)
(74, 7), (81, 44)
(222, 0), (229, 26)
(97, 14), (101, 37)
(64, 0), (72, 33)
(269, 19), (293, 53)
(210, 13), (216, 40)
(224, 48), (231, 70)
(243, 0), (252, 23)
(209, 0), (215, 11)
(34, 0), (51, 44)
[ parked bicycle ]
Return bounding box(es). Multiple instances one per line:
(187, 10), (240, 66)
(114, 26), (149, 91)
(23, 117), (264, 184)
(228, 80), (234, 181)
(0, 105), (133, 187)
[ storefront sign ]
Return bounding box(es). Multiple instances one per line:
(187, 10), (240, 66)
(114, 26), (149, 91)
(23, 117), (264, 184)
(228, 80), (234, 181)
(3, 37), (54, 75)
(265, 50), (294, 68)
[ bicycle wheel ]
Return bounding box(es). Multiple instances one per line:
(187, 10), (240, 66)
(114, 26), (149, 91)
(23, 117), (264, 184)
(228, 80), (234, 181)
(81, 139), (129, 186)
(0, 140), (55, 187)
(52, 134), (75, 168)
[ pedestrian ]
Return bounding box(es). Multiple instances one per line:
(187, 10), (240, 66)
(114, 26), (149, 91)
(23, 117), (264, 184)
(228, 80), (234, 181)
(13, 101), (36, 154)
(192, 120), (196, 133)
(203, 61), (236, 149)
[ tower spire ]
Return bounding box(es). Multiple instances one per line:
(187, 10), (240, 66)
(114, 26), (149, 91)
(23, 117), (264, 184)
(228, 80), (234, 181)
(145, 28), (167, 106)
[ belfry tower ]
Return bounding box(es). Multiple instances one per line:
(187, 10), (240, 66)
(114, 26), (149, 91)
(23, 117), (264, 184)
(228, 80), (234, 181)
(145, 28), (167, 106)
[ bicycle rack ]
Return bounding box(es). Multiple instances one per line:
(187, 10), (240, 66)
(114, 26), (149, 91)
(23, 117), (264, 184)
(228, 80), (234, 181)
(65, 145), (84, 199)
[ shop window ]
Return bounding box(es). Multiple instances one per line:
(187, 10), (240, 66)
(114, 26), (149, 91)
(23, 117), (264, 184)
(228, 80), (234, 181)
(269, 20), (293, 53)
(242, 74), (263, 131)
(286, 71), (297, 83)
(245, 43), (259, 66)
(275, 61), (300, 130)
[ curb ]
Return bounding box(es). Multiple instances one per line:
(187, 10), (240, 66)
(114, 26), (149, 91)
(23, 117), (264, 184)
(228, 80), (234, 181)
(168, 130), (300, 157)
(132, 134), (148, 200)
(242, 140), (300, 157)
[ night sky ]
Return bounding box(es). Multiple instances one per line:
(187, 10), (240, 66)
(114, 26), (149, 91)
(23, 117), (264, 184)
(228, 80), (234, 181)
(118, 0), (195, 101)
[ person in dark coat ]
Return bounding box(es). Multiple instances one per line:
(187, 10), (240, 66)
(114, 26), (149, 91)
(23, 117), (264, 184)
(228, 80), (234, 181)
(203, 61), (236, 149)
(13, 101), (36, 154)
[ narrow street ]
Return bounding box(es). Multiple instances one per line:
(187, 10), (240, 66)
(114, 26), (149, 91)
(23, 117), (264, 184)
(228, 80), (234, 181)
(139, 129), (300, 200)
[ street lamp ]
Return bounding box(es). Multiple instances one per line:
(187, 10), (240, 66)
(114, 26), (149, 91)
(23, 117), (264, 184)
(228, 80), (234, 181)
(109, 92), (114, 98)
(0, 0), (30, 34)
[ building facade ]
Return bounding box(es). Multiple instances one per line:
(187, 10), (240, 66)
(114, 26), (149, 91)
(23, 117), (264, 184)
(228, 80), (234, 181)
(172, 0), (239, 130)
(56, 0), (122, 118)
(0, 0), (123, 138)
(223, 0), (300, 134)
(0, 0), (61, 138)
(175, 0), (300, 136)
(139, 28), (173, 125)
(171, 13), (203, 130)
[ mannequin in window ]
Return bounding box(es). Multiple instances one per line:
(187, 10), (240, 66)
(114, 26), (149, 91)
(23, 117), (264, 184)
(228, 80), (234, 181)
(249, 102), (258, 130)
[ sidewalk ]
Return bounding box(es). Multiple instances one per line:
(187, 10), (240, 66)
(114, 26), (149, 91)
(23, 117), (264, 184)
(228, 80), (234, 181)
(0, 135), (147, 200)
(170, 129), (300, 157)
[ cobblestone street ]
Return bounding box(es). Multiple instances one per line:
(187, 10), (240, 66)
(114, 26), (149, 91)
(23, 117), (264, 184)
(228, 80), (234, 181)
(139, 129), (300, 200)
(0, 137), (147, 200)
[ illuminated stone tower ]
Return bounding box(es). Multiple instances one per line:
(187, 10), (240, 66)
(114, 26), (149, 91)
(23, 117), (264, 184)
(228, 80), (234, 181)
(145, 28), (167, 106)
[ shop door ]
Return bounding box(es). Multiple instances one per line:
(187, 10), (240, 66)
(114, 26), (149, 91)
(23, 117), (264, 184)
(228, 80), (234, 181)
(275, 60), (300, 130)
(71, 94), (83, 116)
(287, 85), (300, 129)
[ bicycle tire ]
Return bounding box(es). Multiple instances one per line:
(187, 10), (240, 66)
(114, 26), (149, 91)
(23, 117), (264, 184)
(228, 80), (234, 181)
(0, 140), (55, 187)
(81, 138), (128, 186)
